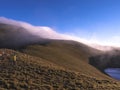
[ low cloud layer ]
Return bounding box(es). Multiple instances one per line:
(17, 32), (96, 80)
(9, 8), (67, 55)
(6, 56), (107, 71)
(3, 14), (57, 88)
(0, 17), (71, 39)
(0, 17), (118, 51)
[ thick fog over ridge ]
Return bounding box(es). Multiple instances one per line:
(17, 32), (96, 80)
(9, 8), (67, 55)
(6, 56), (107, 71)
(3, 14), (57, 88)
(0, 17), (90, 43)
(0, 17), (118, 51)
(0, 17), (69, 39)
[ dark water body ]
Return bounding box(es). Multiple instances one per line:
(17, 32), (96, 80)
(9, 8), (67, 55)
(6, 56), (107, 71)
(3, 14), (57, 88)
(105, 68), (120, 80)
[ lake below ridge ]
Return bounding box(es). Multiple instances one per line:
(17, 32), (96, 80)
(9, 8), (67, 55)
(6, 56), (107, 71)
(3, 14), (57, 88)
(105, 68), (120, 80)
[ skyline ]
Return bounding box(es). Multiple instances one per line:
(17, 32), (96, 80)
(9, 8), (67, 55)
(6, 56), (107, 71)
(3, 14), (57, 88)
(0, 0), (120, 46)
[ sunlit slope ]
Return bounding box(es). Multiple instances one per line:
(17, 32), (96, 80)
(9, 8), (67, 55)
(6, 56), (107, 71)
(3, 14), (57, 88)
(0, 49), (120, 90)
(21, 40), (111, 79)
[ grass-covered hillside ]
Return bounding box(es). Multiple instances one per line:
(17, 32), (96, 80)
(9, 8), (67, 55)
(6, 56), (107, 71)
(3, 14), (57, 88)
(0, 49), (120, 90)
(21, 40), (112, 80)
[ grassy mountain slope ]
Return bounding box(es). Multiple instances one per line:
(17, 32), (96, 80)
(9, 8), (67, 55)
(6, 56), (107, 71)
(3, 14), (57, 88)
(0, 49), (120, 90)
(21, 40), (112, 80)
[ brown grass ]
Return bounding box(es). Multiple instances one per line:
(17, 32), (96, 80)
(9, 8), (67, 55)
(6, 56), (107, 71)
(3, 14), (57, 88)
(0, 49), (119, 90)
(21, 41), (111, 80)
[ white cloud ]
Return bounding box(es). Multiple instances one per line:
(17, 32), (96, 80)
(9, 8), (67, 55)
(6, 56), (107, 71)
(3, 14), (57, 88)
(0, 16), (119, 51)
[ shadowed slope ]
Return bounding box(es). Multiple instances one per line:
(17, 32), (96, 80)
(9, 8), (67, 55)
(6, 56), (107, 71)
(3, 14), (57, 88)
(89, 49), (120, 72)
(0, 23), (46, 49)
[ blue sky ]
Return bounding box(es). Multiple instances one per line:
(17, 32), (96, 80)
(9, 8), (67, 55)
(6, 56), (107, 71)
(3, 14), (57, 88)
(1, 0), (120, 46)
